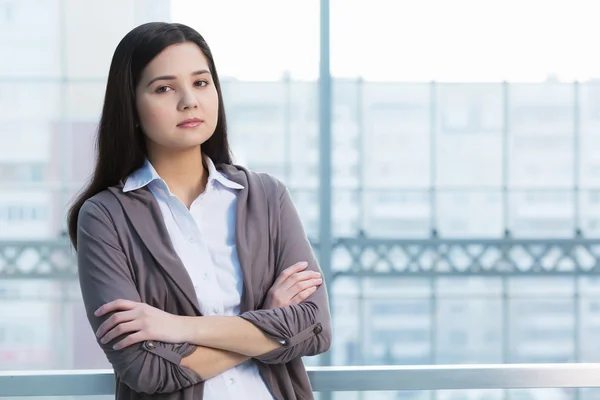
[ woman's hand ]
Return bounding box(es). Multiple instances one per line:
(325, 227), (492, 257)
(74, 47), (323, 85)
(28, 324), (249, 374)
(263, 262), (322, 309)
(94, 299), (191, 350)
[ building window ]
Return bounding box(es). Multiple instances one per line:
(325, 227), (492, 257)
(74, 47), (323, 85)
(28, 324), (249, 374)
(0, 163), (46, 182)
(589, 192), (600, 204)
(1, 206), (48, 222)
(30, 165), (44, 181)
(3, 3), (13, 23)
(8, 207), (22, 221)
(449, 331), (468, 346)
(231, 104), (283, 124)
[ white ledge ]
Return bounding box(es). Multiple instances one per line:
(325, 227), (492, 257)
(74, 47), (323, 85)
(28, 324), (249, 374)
(2, 364), (600, 396)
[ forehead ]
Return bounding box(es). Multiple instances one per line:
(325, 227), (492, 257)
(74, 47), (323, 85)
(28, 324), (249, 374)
(142, 42), (210, 77)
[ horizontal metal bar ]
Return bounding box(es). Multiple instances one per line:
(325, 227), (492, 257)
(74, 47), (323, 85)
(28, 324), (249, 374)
(336, 237), (600, 246)
(333, 270), (600, 278)
(7, 183), (600, 192)
(310, 364), (600, 391)
(2, 364), (600, 396)
(5, 236), (600, 246)
(4, 236), (600, 248)
(0, 369), (115, 397)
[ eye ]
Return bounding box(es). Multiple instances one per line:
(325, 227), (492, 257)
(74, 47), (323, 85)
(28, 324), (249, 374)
(155, 86), (172, 93)
(194, 80), (209, 87)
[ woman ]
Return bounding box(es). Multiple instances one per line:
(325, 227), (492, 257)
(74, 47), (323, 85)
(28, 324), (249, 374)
(67, 22), (331, 400)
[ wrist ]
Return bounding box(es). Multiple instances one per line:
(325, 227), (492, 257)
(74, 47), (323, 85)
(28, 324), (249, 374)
(180, 315), (202, 344)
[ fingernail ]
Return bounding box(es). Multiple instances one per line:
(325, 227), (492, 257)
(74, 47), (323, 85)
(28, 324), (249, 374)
(299, 262), (308, 267)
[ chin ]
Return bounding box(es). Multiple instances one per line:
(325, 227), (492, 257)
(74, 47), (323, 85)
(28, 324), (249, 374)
(173, 130), (213, 146)
(179, 139), (213, 151)
(148, 129), (214, 151)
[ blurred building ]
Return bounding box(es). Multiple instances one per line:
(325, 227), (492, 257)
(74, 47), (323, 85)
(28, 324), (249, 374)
(0, 0), (170, 240)
(0, 0), (170, 368)
(4, 6), (600, 400)
(223, 78), (600, 370)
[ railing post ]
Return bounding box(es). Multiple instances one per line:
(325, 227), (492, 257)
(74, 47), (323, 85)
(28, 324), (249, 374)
(318, 1), (333, 400)
(502, 81), (510, 235)
(573, 81), (581, 236)
(573, 80), (581, 400)
(283, 72), (292, 184)
(430, 81), (437, 236)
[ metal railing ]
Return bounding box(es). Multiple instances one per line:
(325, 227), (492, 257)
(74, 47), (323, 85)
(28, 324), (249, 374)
(3, 238), (600, 369)
(2, 364), (600, 396)
(4, 237), (600, 279)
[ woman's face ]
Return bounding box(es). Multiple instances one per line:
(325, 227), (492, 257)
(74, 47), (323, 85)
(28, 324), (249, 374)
(135, 42), (219, 154)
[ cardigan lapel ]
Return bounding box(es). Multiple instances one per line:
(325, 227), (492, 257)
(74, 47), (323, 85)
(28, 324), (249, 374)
(107, 185), (202, 316)
(217, 165), (254, 313)
(218, 164), (262, 314)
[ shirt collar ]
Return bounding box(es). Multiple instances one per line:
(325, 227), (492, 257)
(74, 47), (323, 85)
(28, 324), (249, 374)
(204, 155), (244, 190)
(123, 158), (161, 193)
(123, 155), (244, 193)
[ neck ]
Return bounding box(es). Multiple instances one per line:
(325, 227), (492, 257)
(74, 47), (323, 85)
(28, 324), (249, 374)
(147, 145), (208, 208)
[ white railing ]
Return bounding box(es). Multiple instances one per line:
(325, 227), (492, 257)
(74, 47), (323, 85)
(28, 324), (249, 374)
(2, 364), (600, 397)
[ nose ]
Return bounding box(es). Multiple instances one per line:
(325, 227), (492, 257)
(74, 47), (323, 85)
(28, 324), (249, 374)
(178, 89), (199, 110)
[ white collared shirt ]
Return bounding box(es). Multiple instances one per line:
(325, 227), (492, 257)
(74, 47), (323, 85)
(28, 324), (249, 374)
(123, 156), (274, 400)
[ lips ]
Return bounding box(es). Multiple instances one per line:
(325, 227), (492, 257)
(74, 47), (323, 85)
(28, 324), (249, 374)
(177, 118), (204, 128)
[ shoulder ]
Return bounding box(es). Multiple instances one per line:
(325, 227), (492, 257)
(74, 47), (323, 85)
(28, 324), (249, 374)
(219, 163), (288, 200)
(251, 170), (287, 200)
(78, 187), (124, 226)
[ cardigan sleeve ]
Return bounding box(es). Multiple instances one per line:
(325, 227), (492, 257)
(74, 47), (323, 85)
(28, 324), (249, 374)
(239, 179), (332, 364)
(76, 199), (204, 394)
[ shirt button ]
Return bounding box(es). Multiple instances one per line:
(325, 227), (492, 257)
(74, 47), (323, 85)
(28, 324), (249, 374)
(202, 273), (209, 280)
(212, 307), (219, 315)
(228, 378), (235, 385)
(187, 236), (195, 243)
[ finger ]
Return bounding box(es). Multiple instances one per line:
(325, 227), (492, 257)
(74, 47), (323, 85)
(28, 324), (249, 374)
(272, 262), (308, 288)
(289, 286), (318, 305)
(113, 331), (146, 350)
(283, 278), (322, 302)
(96, 309), (136, 339)
(281, 271), (322, 292)
(95, 299), (138, 317)
(100, 320), (140, 345)
(290, 278), (322, 294)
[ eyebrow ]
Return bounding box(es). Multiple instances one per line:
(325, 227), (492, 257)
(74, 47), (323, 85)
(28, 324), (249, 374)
(146, 69), (211, 87)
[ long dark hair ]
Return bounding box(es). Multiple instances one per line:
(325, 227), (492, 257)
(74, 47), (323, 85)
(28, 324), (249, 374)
(67, 22), (232, 248)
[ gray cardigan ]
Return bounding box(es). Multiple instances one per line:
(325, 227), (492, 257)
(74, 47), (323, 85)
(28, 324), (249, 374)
(76, 164), (332, 399)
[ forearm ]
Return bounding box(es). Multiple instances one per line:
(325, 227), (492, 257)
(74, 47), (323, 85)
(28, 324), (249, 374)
(180, 345), (250, 380)
(183, 316), (281, 357)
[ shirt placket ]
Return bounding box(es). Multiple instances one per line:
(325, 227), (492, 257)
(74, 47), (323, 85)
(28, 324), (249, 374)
(166, 184), (255, 398)
(192, 188), (250, 398)
(188, 192), (224, 318)
(221, 367), (248, 398)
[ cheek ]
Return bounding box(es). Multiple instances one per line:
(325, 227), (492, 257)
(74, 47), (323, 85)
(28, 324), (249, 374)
(137, 99), (172, 132)
(138, 99), (163, 123)
(136, 98), (174, 145)
(206, 90), (220, 123)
